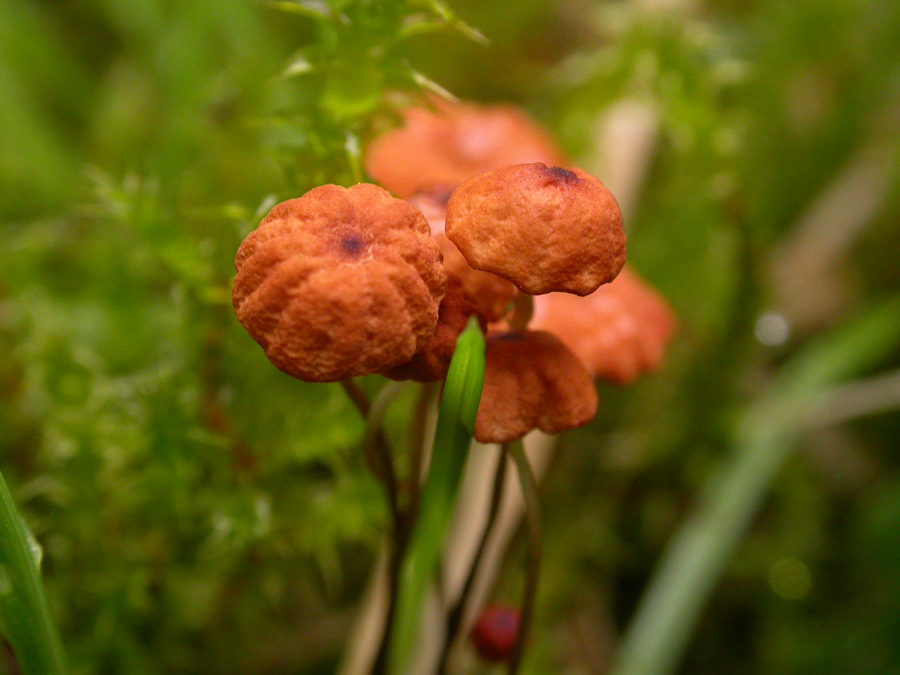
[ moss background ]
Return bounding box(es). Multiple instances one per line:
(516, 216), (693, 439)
(1, 0), (899, 673)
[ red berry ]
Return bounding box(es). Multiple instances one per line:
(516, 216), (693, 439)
(470, 604), (521, 662)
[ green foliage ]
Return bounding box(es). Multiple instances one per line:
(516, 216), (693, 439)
(262, 0), (481, 191)
(0, 469), (67, 675)
(0, 1), (475, 672)
(1, 0), (899, 673)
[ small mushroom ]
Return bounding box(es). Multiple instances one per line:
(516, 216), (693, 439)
(445, 163), (626, 296)
(475, 330), (598, 444)
(530, 267), (677, 384)
(409, 189), (518, 323)
(366, 98), (568, 198)
(381, 275), (475, 382)
(232, 184), (446, 382)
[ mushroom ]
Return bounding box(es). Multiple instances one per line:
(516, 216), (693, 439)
(365, 98), (568, 198)
(445, 163), (626, 296)
(408, 189), (518, 323)
(530, 267), (677, 384)
(475, 330), (598, 444)
(232, 183), (446, 382)
(381, 275), (475, 382)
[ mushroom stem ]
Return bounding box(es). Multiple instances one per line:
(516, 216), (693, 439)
(506, 439), (542, 675)
(359, 381), (411, 675)
(406, 381), (441, 523)
(340, 378), (372, 417)
(340, 378), (408, 675)
(508, 293), (533, 331)
(360, 381), (408, 525)
(437, 447), (509, 674)
(340, 380), (403, 529)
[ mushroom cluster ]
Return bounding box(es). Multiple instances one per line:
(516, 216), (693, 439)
(233, 98), (676, 444)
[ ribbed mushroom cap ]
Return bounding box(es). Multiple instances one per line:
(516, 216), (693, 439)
(445, 163), (626, 296)
(381, 275), (475, 382)
(232, 184), (446, 382)
(365, 99), (567, 198)
(531, 267), (677, 384)
(475, 330), (598, 444)
(408, 190), (517, 323)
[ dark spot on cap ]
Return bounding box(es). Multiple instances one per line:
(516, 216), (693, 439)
(546, 166), (578, 183)
(339, 233), (366, 257)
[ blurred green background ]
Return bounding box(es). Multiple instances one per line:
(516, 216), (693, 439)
(1, 0), (899, 673)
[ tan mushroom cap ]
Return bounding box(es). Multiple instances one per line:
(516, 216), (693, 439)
(531, 267), (677, 384)
(445, 163), (627, 296)
(365, 98), (568, 198)
(382, 275), (475, 382)
(232, 184), (446, 382)
(408, 190), (518, 323)
(474, 330), (598, 444)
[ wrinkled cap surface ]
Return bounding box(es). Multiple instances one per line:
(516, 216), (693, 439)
(409, 190), (517, 323)
(382, 275), (475, 382)
(233, 184), (446, 382)
(366, 98), (568, 198)
(531, 267), (677, 384)
(445, 163), (627, 296)
(475, 330), (598, 444)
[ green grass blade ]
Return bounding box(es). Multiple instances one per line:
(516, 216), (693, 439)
(0, 470), (67, 675)
(388, 318), (485, 673)
(610, 296), (900, 675)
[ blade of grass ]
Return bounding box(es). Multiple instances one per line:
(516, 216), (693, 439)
(610, 296), (900, 675)
(388, 318), (486, 673)
(0, 470), (67, 675)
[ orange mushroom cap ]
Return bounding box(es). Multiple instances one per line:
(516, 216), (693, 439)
(530, 267), (677, 384)
(475, 330), (598, 444)
(232, 184), (446, 382)
(382, 275), (475, 382)
(445, 163), (627, 296)
(365, 98), (568, 198)
(408, 189), (517, 323)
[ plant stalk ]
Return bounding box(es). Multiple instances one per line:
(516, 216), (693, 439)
(0, 470), (67, 675)
(609, 297), (900, 675)
(387, 319), (486, 673)
(437, 446), (508, 674)
(506, 439), (542, 675)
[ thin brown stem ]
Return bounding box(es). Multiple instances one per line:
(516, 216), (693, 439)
(371, 564), (395, 675)
(406, 381), (439, 523)
(437, 446), (509, 675)
(508, 293), (534, 331)
(338, 379), (406, 675)
(339, 379), (403, 528)
(361, 382), (406, 532)
(507, 439), (542, 675)
(340, 378), (372, 417)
